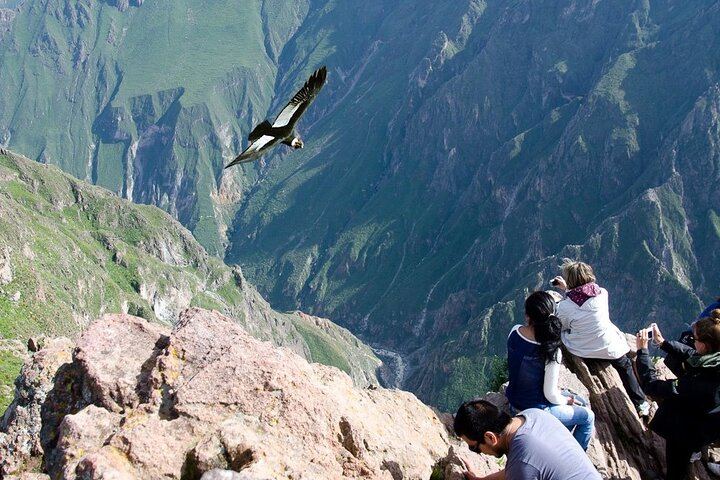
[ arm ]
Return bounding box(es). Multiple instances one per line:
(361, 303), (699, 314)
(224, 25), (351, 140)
(636, 348), (679, 398)
(556, 300), (571, 330)
(459, 457), (506, 480)
(660, 339), (697, 361)
(651, 323), (697, 360)
(636, 330), (680, 399)
(544, 352), (572, 405)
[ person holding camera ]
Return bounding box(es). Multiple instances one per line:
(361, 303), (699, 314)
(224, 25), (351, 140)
(635, 311), (720, 480)
(505, 291), (595, 449)
(665, 295), (720, 377)
(550, 259), (650, 417)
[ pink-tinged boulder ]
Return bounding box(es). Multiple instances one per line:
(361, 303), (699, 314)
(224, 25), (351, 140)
(3, 309), (469, 479)
(134, 307), (452, 479)
(73, 314), (170, 413)
(50, 405), (122, 479)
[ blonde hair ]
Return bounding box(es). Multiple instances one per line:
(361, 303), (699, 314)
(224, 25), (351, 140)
(561, 258), (596, 289)
(694, 309), (720, 353)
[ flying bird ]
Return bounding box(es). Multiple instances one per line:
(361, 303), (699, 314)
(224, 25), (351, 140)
(225, 66), (328, 168)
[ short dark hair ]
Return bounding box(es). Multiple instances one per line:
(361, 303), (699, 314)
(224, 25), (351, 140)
(454, 399), (512, 442)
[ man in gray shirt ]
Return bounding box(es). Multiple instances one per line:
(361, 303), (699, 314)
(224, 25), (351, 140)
(454, 399), (601, 479)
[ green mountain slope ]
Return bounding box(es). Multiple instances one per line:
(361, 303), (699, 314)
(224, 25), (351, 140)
(1, 0), (719, 410)
(224, 1), (720, 409)
(0, 148), (379, 411)
(0, 0), (316, 254)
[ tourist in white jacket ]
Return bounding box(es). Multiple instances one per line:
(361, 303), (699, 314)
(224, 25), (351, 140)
(551, 259), (650, 417)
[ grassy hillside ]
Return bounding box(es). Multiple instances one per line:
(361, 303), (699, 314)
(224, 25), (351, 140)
(0, 149), (379, 413)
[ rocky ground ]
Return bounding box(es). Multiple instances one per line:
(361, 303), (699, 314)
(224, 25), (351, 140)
(1, 308), (718, 479)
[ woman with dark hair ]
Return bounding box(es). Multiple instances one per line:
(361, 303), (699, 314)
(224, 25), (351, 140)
(505, 291), (595, 449)
(665, 295), (720, 377)
(636, 311), (720, 480)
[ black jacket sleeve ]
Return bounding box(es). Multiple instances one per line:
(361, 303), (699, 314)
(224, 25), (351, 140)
(636, 348), (679, 399)
(660, 340), (696, 363)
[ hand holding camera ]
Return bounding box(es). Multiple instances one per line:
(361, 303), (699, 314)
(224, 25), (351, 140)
(636, 323), (664, 350)
(649, 323), (664, 345)
(549, 276), (567, 291)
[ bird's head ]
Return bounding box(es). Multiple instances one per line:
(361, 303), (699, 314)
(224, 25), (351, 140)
(291, 137), (304, 149)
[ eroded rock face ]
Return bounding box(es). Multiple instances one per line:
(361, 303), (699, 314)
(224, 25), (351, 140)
(4, 309), (716, 479)
(1, 309), (455, 479)
(0, 338), (74, 476)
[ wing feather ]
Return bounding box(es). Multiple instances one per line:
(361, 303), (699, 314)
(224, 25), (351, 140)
(272, 66), (327, 128)
(224, 135), (277, 168)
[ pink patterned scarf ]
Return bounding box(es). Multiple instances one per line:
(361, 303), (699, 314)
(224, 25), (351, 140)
(566, 282), (601, 306)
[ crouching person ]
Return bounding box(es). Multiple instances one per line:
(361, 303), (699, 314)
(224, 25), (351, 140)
(453, 399), (601, 480)
(635, 312), (720, 480)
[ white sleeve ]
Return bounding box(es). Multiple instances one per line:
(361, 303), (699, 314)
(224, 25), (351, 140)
(543, 350), (567, 405)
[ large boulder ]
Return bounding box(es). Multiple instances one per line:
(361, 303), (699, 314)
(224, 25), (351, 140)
(3, 308), (716, 479)
(1, 308), (466, 479)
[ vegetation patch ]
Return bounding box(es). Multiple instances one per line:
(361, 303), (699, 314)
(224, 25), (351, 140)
(292, 316), (352, 376)
(0, 350), (23, 413)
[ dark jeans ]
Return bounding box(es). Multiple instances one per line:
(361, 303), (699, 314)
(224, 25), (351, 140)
(609, 354), (646, 407)
(665, 438), (693, 480)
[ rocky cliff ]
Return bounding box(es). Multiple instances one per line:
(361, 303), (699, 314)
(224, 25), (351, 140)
(1, 309), (718, 479)
(0, 309), (454, 479)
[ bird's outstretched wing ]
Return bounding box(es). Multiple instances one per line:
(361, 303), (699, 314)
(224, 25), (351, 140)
(224, 133), (278, 168)
(224, 66), (327, 169)
(271, 66), (327, 129)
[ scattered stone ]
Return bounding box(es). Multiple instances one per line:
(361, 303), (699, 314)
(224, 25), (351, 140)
(0, 247), (12, 285)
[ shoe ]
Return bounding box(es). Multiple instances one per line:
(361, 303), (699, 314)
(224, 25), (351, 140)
(690, 451), (701, 462)
(707, 462), (720, 476)
(637, 401), (651, 417)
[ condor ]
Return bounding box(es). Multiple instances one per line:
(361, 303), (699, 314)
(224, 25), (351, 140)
(225, 66), (327, 168)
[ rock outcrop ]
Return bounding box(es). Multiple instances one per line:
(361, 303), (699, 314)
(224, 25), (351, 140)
(1, 309), (462, 479)
(2, 309), (717, 479)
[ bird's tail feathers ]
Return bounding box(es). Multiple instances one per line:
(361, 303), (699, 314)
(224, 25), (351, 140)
(248, 120), (273, 141)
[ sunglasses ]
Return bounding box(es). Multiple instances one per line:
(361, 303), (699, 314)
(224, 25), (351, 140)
(469, 441), (483, 453)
